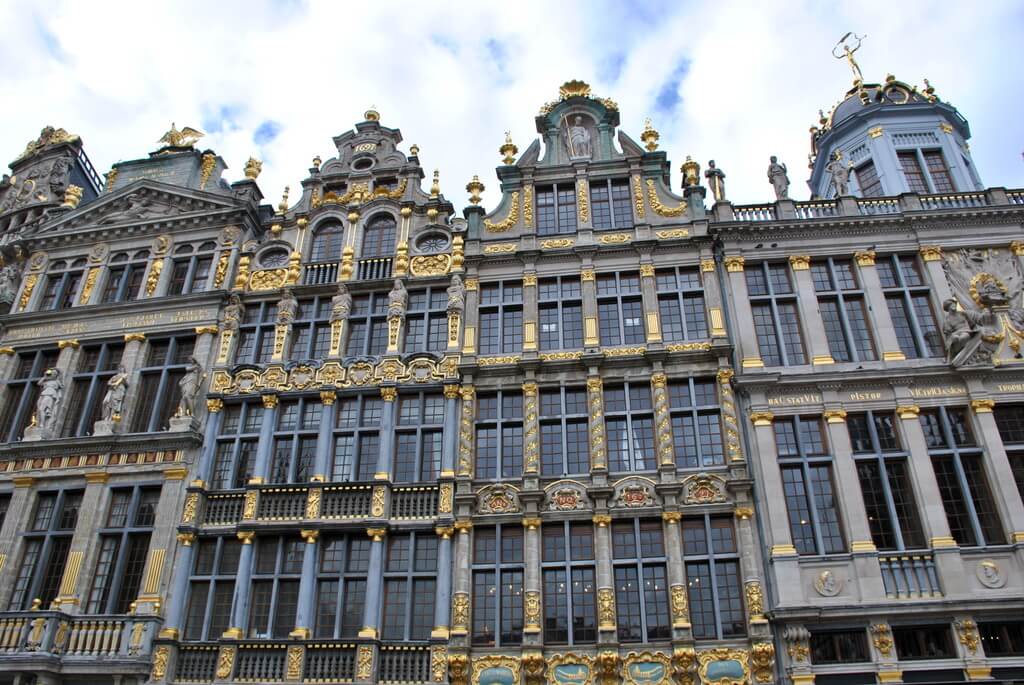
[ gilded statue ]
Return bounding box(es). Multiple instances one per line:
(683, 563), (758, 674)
(157, 123), (204, 149)
(833, 32), (866, 84)
(35, 368), (64, 433)
(705, 160), (726, 202)
(330, 283), (352, 322)
(15, 126), (80, 162)
(767, 156), (790, 200)
(175, 357), (204, 418)
(101, 366), (129, 422)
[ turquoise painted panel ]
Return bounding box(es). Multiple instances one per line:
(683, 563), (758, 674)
(552, 663), (590, 685)
(706, 659), (746, 681)
(479, 666), (516, 685)
(627, 661), (666, 684)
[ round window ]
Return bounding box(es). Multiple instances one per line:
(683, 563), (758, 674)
(417, 233), (450, 253)
(259, 248), (290, 268)
(352, 156), (375, 171)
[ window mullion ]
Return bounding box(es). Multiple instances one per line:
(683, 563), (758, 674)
(877, 456), (907, 551)
(833, 291), (859, 361)
(767, 298), (788, 366)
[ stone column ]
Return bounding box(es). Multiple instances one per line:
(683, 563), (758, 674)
(640, 262), (662, 345)
(724, 256), (761, 368)
(117, 332), (149, 432)
(592, 514), (616, 638)
(432, 526), (454, 639)
(376, 387), (397, 479)
(450, 521), (473, 637)
(160, 532), (196, 639)
(53, 471), (109, 612)
(521, 518), (542, 643)
(522, 272), (539, 355)
(251, 393), (279, 482)
(441, 385), (460, 475)
(700, 254), (728, 340)
(581, 267), (599, 349)
(226, 531), (255, 638)
(461, 275), (480, 357)
(788, 255), (834, 366)
(360, 527), (387, 638)
(854, 250), (905, 361)
(292, 530), (319, 639)
(456, 387), (475, 478)
(194, 399), (224, 484)
(662, 512), (690, 635)
(522, 382), (539, 476)
(919, 246), (954, 303)
(969, 400), (1024, 541)
(313, 390), (336, 482)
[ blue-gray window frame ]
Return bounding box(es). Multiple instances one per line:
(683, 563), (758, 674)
(604, 382), (656, 473)
(0, 347), (59, 443)
(471, 524), (524, 647)
(101, 250), (149, 304)
(331, 394), (382, 482)
(315, 533), (370, 639)
(381, 530), (438, 641)
(404, 286), (448, 354)
(596, 271), (645, 346)
(475, 390), (524, 480)
(8, 488), (82, 610)
(212, 401), (262, 489)
(248, 534), (304, 639)
(235, 300), (278, 365)
(289, 296), (332, 360)
(682, 514), (746, 640)
(656, 267), (708, 342)
(538, 275), (583, 351)
(131, 334), (196, 433)
(168, 242), (216, 295)
(478, 281), (523, 355)
(540, 520), (597, 645)
(345, 291), (390, 356)
(270, 397), (321, 484)
(589, 177), (633, 230)
(39, 258), (86, 311)
(668, 377), (725, 469)
(811, 257), (877, 363)
(394, 391), (443, 483)
(63, 341), (125, 437)
(539, 385), (590, 477)
(611, 518), (671, 643)
(876, 254), (942, 359)
(746, 262), (807, 366)
(183, 535), (240, 640)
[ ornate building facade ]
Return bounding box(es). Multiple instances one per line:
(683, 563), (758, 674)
(0, 67), (1021, 685)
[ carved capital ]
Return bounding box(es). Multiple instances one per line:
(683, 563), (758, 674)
(855, 249), (876, 266)
(724, 255), (745, 272)
(206, 398), (224, 413)
(896, 404), (920, 419)
(261, 393), (279, 409)
(920, 245), (943, 262)
(788, 255), (811, 271)
(592, 514), (611, 527)
(749, 411), (774, 426)
(971, 398), (995, 413)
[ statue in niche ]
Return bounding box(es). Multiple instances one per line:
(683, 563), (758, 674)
(175, 357), (203, 418)
(825, 151), (851, 196)
(48, 156), (71, 199)
(276, 287), (298, 324)
(565, 115), (592, 159)
(34, 368), (64, 433)
(331, 283), (352, 322)
(222, 293), (245, 332)
(447, 274), (465, 314)
(0, 262), (20, 305)
(767, 156), (790, 200)
(101, 366), (129, 421)
(705, 160), (726, 202)
(388, 279), (408, 319)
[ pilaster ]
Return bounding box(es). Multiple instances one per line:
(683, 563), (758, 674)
(789, 255), (834, 366)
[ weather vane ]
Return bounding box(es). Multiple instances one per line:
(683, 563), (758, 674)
(832, 32), (866, 85)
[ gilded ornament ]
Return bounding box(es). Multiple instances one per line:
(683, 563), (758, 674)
(581, 268), (596, 281)
(641, 118), (660, 152)
(306, 488), (321, 519)
(242, 490), (258, 519)
(371, 486), (386, 517)
(597, 588), (616, 628)
(745, 580), (765, 618)
(451, 592), (470, 631)
(483, 242), (517, 255)
(410, 253), (452, 277)
(356, 644), (374, 680)
(632, 175), (646, 219)
(521, 651), (546, 685)
(466, 175), (485, 205)
(499, 131), (518, 165)
(431, 646), (448, 683)
(871, 623), (894, 657)
(645, 178), (687, 216)
(680, 156), (700, 186)
(920, 245), (943, 261)
(595, 650), (621, 685)
(484, 191), (520, 232)
(145, 258), (164, 296)
(640, 264), (656, 277)
(541, 238), (574, 249)
(598, 232), (632, 244)
(749, 411), (774, 426)
(956, 619), (980, 655)
(439, 482), (453, 513)
(540, 351), (583, 361)
(697, 648), (750, 685)
(61, 184), (83, 209)
(449, 653), (470, 685)
(724, 255), (745, 272)
(18, 274), (38, 310)
(181, 492), (198, 524)
(524, 590), (541, 630)
(104, 167), (118, 192)
(79, 266), (100, 304)
(471, 656), (521, 685)
(670, 584), (689, 626)
(750, 642), (775, 683)
(523, 184), (533, 227)
(576, 180), (589, 223)
(215, 646), (236, 679)
(199, 153), (216, 189)
(157, 123), (204, 149)
(672, 647), (697, 685)
(855, 249), (876, 266)
(244, 157), (262, 179)
(789, 255), (811, 270)
(151, 645), (170, 680)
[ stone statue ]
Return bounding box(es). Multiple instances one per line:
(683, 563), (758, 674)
(35, 368), (64, 433)
(705, 160), (726, 202)
(330, 283), (352, 322)
(566, 116), (592, 158)
(223, 293), (245, 332)
(0, 263), (20, 306)
(942, 298), (999, 366)
(175, 357), (203, 418)
(825, 151), (851, 196)
(387, 279), (408, 318)
(277, 287), (298, 324)
(48, 156), (71, 199)
(101, 366), (129, 422)
(447, 274), (465, 314)
(767, 156), (790, 200)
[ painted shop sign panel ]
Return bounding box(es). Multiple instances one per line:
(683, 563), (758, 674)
(478, 666), (516, 685)
(551, 663), (590, 685)
(625, 660), (668, 685)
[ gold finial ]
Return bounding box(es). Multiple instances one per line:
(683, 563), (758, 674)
(832, 32), (866, 85)
(430, 169), (440, 198)
(640, 118), (660, 152)
(364, 105), (380, 122)
(922, 78), (937, 102)
(499, 131), (518, 165)
(818, 109), (828, 126)
(244, 157), (262, 179)
(61, 185), (83, 209)
(278, 186), (290, 214)
(312, 155), (321, 170)
(104, 167), (119, 192)
(466, 175), (485, 205)
(409, 143), (420, 157)
(157, 122), (204, 149)
(680, 156), (700, 187)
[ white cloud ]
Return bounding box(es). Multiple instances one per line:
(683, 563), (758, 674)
(2, 0), (1021, 211)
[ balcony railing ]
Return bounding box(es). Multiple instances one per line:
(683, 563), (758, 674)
(794, 201), (839, 219)
(357, 257), (393, 281)
(303, 261), (338, 285)
(176, 645), (218, 682)
(204, 493), (244, 525)
(305, 645), (357, 682)
(380, 646), (432, 683)
(1009, 190), (1024, 205)
(857, 198), (900, 215)
(0, 611), (159, 660)
(256, 487), (307, 521)
(879, 553), (942, 598)
(733, 204), (776, 222)
(236, 645), (288, 682)
(391, 486), (438, 520)
(920, 192), (987, 210)
(322, 485), (373, 519)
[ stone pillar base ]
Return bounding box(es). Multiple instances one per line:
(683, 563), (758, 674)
(168, 415), (198, 432)
(93, 419), (119, 436)
(22, 425), (48, 442)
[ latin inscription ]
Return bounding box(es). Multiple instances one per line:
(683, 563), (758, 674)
(4, 308), (215, 342)
(848, 391), (883, 401)
(909, 385), (966, 398)
(997, 383), (1024, 393)
(767, 393), (822, 407)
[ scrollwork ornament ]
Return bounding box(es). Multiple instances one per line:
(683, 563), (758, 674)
(750, 642), (775, 683)
(484, 191), (520, 232)
(872, 623), (894, 658)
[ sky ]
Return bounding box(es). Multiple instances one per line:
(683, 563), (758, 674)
(2, 0), (1022, 210)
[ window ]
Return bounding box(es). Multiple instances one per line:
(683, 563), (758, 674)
(540, 387), (589, 476)
(668, 378), (724, 468)
(39, 259), (86, 311)
(657, 268), (708, 342)
(606, 383), (655, 472)
(270, 398), (321, 484)
(382, 533), (437, 641)
(168, 243), (216, 295)
(476, 391), (523, 479)
(855, 160), (883, 198)
(472, 526), (523, 647)
(184, 536), (240, 640)
(101, 251), (149, 303)
(346, 291), (390, 356)
(131, 335), (196, 432)
(0, 493), (10, 530)
(87, 486), (160, 614)
(848, 412), (925, 550)
(893, 624), (956, 660)
(537, 184), (577, 235)
(0, 348), (59, 442)
(8, 489), (82, 610)
(809, 629), (870, 664)
(478, 281), (523, 354)
(775, 416), (846, 555)
(746, 263), (806, 366)
(597, 272), (645, 346)
(332, 395), (383, 481)
(923, 150), (955, 193)
(404, 287), (448, 354)
(683, 516), (745, 639)
(235, 301), (279, 365)
(921, 407), (1004, 547)
(62, 343), (125, 437)
(289, 296), (332, 360)
(590, 178), (633, 230)
(979, 621), (1024, 656)
(811, 258), (876, 362)
(899, 150), (956, 195)
(876, 255), (942, 359)
(538, 276), (583, 351)
(315, 534), (370, 638)
(542, 522), (596, 645)
(395, 392), (443, 482)
(612, 519), (670, 643)
(249, 536), (304, 639)
(993, 405), (1024, 501)
(898, 151), (929, 194)
(212, 403), (263, 489)
(362, 215), (396, 257)
(310, 221), (344, 263)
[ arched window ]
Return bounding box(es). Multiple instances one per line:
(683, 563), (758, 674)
(361, 215), (396, 258)
(310, 221), (344, 263)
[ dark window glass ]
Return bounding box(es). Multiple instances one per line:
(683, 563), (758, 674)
(472, 526), (523, 647)
(63, 343), (126, 437)
(0, 349), (59, 442)
(542, 523), (596, 645)
(810, 629), (870, 664)
(590, 178), (633, 230)
(540, 387), (590, 476)
(404, 287), (449, 354)
(362, 215), (397, 257)
(597, 272), (645, 347)
(878, 255), (942, 359)
(898, 151), (929, 194)
(893, 625), (955, 660)
(331, 395), (383, 482)
(310, 222), (344, 262)
(8, 490), (83, 610)
(346, 291), (390, 356)
(167, 243), (216, 295)
(612, 520), (669, 643)
(855, 160), (883, 197)
(668, 378), (724, 468)
(683, 516), (745, 639)
(395, 392), (444, 482)
(382, 533), (437, 640)
(315, 534), (370, 638)
(131, 336), (196, 433)
(538, 276), (583, 351)
(746, 263), (806, 366)
(979, 621), (1024, 656)
(923, 150), (955, 193)
(479, 281), (523, 355)
(476, 391), (523, 479)
(87, 486), (161, 614)
(657, 268), (708, 342)
(605, 383), (655, 473)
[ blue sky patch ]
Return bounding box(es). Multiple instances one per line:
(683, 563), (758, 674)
(654, 59), (691, 114)
(254, 120), (282, 145)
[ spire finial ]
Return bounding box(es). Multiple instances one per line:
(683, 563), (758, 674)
(640, 118), (660, 152)
(430, 169), (440, 198)
(364, 105), (380, 122)
(466, 175), (485, 205)
(499, 131), (518, 166)
(278, 186), (290, 215)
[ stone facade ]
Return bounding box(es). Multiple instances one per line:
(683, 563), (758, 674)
(0, 73), (1020, 685)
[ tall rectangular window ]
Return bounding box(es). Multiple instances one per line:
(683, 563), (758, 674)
(994, 405), (1024, 501)
(332, 395), (383, 482)
(346, 292), (390, 356)
(775, 416), (846, 555)
(167, 242), (216, 295)
(921, 407), (1004, 547)
(404, 287), (449, 354)
(315, 534), (370, 638)
(249, 536), (304, 639)
(8, 489), (82, 610)
(39, 259), (86, 311)
(898, 151), (929, 194)
(382, 532), (437, 641)
(855, 160), (883, 197)
(87, 486), (160, 614)
(475, 391), (523, 479)
(184, 536), (240, 640)
(683, 516), (746, 639)
(668, 378), (724, 468)
(657, 267), (708, 342)
(101, 251), (149, 304)
(590, 178), (633, 230)
(0, 348), (59, 442)
(235, 301), (278, 365)
(597, 272), (645, 346)
(478, 281), (523, 354)
(847, 412), (925, 550)
(612, 519), (670, 643)
(472, 526), (523, 647)
(876, 255), (942, 359)
(269, 398), (321, 484)
(538, 276), (583, 351)
(131, 335), (196, 433)
(289, 296), (332, 360)
(537, 184), (577, 235)
(812, 258), (876, 362)
(539, 386), (590, 476)
(605, 383), (655, 472)
(212, 403), (263, 489)
(923, 150), (955, 192)
(395, 392), (444, 482)
(542, 522), (596, 645)
(63, 343), (125, 437)
(746, 263), (806, 366)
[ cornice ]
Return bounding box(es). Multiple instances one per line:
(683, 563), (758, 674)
(0, 428), (201, 462)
